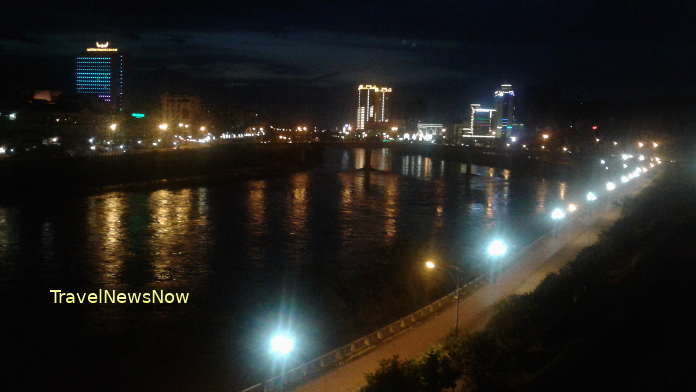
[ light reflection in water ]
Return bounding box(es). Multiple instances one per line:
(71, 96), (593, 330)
(433, 179), (445, 231)
(485, 180), (495, 219)
(246, 180), (268, 263)
(559, 182), (567, 201)
(147, 189), (209, 288)
(86, 194), (126, 288)
(0, 209), (11, 284)
(536, 179), (549, 212)
(382, 174), (399, 243)
(287, 172), (309, 263)
(423, 157), (433, 179)
(501, 169), (511, 180)
(247, 180), (268, 237)
(371, 148), (392, 171)
(354, 148), (365, 170)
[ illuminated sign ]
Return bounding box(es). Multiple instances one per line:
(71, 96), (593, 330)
(131, 113), (145, 118)
(87, 42), (118, 52)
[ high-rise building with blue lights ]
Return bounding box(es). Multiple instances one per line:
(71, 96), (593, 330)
(75, 42), (124, 111)
(494, 83), (515, 127)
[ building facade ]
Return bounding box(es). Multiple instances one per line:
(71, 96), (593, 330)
(161, 93), (203, 127)
(356, 84), (392, 131)
(494, 83), (515, 127)
(74, 42), (125, 111)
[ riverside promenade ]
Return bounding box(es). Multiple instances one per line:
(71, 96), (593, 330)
(293, 176), (655, 392)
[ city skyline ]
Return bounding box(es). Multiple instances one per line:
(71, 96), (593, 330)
(3, 1), (695, 126)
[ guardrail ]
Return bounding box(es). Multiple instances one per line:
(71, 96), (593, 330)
(241, 275), (485, 392)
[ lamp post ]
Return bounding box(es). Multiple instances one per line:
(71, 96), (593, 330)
(486, 239), (508, 283)
(424, 260), (464, 333)
(551, 207), (566, 236)
(270, 333), (295, 391)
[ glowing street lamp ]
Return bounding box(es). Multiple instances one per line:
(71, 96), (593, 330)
(199, 126), (206, 132)
(550, 208), (565, 237)
(270, 333), (295, 357)
(551, 208), (566, 221)
(586, 192), (597, 202)
(621, 175), (629, 183)
(606, 181), (616, 191)
(637, 141), (644, 148)
(423, 259), (464, 331)
(109, 123), (118, 131)
(486, 239), (508, 284)
(158, 123), (169, 131)
(567, 203), (578, 213)
(541, 133), (549, 140)
(652, 142), (659, 148)
(486, 239), (508, 258)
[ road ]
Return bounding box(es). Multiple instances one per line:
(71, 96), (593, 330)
(293, 176), (654, 392)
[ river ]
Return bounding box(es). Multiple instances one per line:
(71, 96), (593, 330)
(1, 147), (592, 391)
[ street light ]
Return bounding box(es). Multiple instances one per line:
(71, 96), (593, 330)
(423, 259), (464, 332)
(109, 123), (118, 131)
(270, 333), (295, 357)
(606, 181), (616, 191)
(486, 239), (508, 283)
(542, 134), (549, 140)
(158, 123), (169, 130)
(551, 208), (566, 221)
(586, 192), (597, 202)
(551, 208), (565, 237)
(486, 239), (508, 257)
(567, 203), (578, 213)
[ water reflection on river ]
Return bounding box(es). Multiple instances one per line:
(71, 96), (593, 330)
(1, 147), (586, 391)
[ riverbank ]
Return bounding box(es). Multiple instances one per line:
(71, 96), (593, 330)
(0, 143), (323, 202)
(290, 164), (659, 392)
(359, 164), (694, 391)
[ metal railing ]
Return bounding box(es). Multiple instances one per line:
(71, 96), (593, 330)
(241, 275), (485, 392)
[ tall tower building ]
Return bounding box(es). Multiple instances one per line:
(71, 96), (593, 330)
(494, 83), (515, 127)
(356, 84), (392, 131)
(469, 104), (496, 136)
(75, 42), (125, 111)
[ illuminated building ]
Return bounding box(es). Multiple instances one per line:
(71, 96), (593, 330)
(469, 104), (496, 136)
(74, 42), (125, 111)
(414, 123), (445, 142)
(494, 83), (515, 128)
(493, 83), (525, 140)
(161, 93), (203, 126)
(356, 84), (392, 131)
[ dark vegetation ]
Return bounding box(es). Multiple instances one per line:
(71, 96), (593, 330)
(362, 165), (696, 391)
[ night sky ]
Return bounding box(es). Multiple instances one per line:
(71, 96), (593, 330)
(2, 1), (695, 126)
